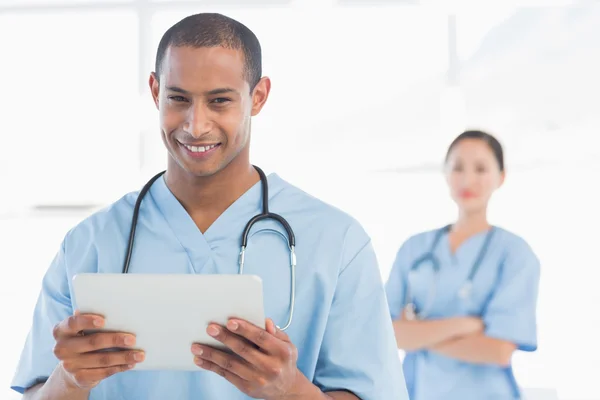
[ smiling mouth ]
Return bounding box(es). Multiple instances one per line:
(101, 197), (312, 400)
(181, 143), (220, 153)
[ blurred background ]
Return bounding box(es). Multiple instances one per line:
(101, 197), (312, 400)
(1, 0), (598, 399)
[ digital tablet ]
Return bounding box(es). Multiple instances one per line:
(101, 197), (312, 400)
(71, 273), (265, 371)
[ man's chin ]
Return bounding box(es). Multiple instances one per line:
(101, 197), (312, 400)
(166, 157), (217, 178)
(183, 165), (221, 179)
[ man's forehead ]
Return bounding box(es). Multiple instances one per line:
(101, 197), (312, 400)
(160, 46), (246, 88)
(163, 45), (244, 71)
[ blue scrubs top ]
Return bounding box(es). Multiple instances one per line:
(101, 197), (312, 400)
(385, 227), (540, 400)
(11, 173), (409, 400)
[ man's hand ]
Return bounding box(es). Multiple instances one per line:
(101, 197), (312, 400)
(191, 318), (317, 400)
(52, 311), (145, 390)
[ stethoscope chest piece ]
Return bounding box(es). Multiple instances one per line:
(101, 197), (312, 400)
(404, 303), (418, 321)
(457, 281), (472, 300)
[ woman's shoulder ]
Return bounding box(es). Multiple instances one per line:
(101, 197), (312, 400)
(492, 226), (536, 252)
(492, 226), (540, 268)
(397, 225), (448, 254)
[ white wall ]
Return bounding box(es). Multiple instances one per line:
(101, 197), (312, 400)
(1, 2), (598, 399)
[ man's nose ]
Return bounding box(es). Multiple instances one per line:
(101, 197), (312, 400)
(183, 104), (213, 138)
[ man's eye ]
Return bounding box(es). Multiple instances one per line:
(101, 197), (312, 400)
(211, 98), (231, 104)
(169, 96), (187, 102)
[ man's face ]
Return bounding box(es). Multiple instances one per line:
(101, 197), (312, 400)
(150, 46), (270, 178)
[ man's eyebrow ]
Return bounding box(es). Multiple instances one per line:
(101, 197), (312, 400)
(165, 87), (238, 96)
(206, 88), (238, 96)
(165, 86), (190, 94)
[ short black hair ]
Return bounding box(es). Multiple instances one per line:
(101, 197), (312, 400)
(154, 13), (262, 90)
(445, 130), (505, 171)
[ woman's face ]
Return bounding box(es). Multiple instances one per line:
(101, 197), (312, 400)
(445, 138), (505, 214)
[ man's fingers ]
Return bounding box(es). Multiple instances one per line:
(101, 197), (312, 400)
(194, 358), (249, 392)
(192, 345), (257, 381)
(265, 319), (277, 335)
(62, 350), (145, 372)
(69, 364), (135, 387)
(52, 313), (143, 389)
(54, 332), (137, 359)
(205, 325), (271, 369)
(223, 320), (284, 355)
(266, 319), (291, 343)
(73, 332), (137, 353)
(53, 314), (105, 339)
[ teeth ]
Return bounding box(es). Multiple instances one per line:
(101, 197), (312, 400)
(184, 144), (218, 153)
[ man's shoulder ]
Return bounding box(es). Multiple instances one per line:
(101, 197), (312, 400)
(64, 189), (140, 246)
(269, 173), (370, 244)
(272, 173), (363, 220)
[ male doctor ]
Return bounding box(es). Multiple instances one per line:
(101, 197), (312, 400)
(12, 12), (408, 400)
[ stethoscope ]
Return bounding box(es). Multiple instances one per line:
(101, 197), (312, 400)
(121, 165), (297, 331)
(404, 225), (496, 321)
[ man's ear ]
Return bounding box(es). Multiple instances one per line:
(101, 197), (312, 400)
(250, 76), (271, 117)
(149, 72), (160, 109)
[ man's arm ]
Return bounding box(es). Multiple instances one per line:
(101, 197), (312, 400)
(12, 240), (79, 397)
(312, 223), (409, 399)
(19, 310), (144, 400)
(429, 334), (517, 367)
(191, 318), (362, 400)
(22, 366), (91, 400)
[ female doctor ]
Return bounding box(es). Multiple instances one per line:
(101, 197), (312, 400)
(385, 130), (540, 399)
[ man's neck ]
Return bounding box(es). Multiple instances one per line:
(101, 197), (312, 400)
(164, 159), (260, 232)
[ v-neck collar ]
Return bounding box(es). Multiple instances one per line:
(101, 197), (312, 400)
(445, 227), (494, 256)
(441, 226), (497, 273)
(148, 172), (285, 274)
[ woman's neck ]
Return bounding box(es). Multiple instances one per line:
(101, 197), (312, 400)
(452, 208), (491, 236)
(447, 208), (491, 253)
